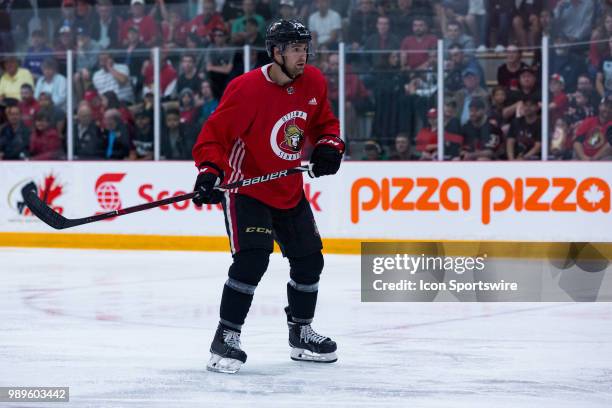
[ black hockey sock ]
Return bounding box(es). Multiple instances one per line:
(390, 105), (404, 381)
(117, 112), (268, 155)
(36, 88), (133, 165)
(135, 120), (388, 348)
(287, 281), (318, 324)
(219, 283), (254, 329)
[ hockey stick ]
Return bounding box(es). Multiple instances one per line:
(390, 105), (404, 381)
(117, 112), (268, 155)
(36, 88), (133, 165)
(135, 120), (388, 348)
(21, 164), (313, 230)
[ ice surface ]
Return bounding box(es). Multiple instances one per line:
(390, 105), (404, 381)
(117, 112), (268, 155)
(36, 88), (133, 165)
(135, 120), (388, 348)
(1, 248), (611, 407)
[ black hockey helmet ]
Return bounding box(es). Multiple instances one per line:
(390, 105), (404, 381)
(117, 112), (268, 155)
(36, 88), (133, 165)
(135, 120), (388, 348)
(265, 19), (312, 58)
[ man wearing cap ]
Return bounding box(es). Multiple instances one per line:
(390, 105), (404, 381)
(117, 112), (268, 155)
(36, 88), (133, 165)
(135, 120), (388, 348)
(503, 65), (541, 120)
(507, 96), (541, 160)
(461, 98), (504, 160)
(455, 65), (488, 125)
(120, 0), (158, 47)
(0, 57), (34, 104)
(415, 108), (464, 160)
(232, 0), (266, 44)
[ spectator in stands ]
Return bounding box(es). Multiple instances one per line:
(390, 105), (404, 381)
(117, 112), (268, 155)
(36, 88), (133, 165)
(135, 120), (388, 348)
(372, 51), (413, 143)
(54, 25), (74, 74)
(74, 103), (103, 159)
(456, 66), (489, 125)
(461, 98), (504, 160)
(0, 1), (14, 54)
(497, 44), (528, 89)
(206, 27), (234, 98)
(489, 86), (509, 133)
(92, 52), (134, 104)
(388, 132), (417, 160)
(18, 84), (39, 130)
(0, 56), (34, 103)
(232, 0), (266, 44)
(56, 0), (78, 36)
(589, 12), (612, 75)
(347, 0), (379, 49)
(92, 0), (122, 50)
(240, 17), (267, 58)
(566, 89), (595, 131)
(142, 49), (177, 100)
(35, 58), (67, 110)
(120, 0), (158, 47)
(466, 0), (487, 51)
(486, 0), (513, 52)
(552, 0), (595, 43)
(503, 66), (540, 121)
(549, 117), (572, 160)
(29, 109), (63, 160)
(101, 90), (134, 135)
(308, 0), (342, 50)
(362, 139), (386, 160)
(596, 37), (612, 99)
(83, 89), (105, 127)
(326, 52), (371, 140)
(123, 26), (147, 96)
(278, 0), (298, 19)
(391, 0), (420, 39)
(161, 107), (195, 160)
(549, 73), (569, 125)
(416, 108), (464, 160)
(445, 43), (484, 93)
(0, 104), (30, 160)
(101, 108), (131, 160)
(157, 0), (185, 48)
(550, 34), (587, 94)
(74, 26), (102, 101)
(512, 0), (542, 47)
(23, 30), (53, 80)
(195, 80), (218, 126)
(576, 74), (601, 114)
(444, 99), (462, 135)
(364, 16), (401, 70)
(129, 110), (153, 160)
(75, 0), (96, 28)
(444, 20), (475, 57)
(400, 17), (437, 71)
(573, 100), (612, 160)
(179, 88), (198, 125)
(507, 96), (541, 160)
(37, 92), (67, 136)
(177, 54), (202, 95)
(184, 0), (225, 48)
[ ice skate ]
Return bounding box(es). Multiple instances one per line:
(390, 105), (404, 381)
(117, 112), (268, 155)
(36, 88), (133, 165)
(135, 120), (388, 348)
(285, 307), (337, 363)
(206, 324), (247, 374)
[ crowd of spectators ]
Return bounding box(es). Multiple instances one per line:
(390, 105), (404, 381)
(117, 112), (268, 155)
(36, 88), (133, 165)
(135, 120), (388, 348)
(0, 0), (611, 162)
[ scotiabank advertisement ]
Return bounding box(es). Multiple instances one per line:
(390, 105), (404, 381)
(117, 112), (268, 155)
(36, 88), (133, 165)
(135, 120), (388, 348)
(0, 161), (610, 241)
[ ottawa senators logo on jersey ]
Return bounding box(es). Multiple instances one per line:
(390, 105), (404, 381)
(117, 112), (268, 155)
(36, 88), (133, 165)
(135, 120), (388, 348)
(282, 122), (304, 152)
(587, 130), (604, 148)
(270, 111), (308, 160)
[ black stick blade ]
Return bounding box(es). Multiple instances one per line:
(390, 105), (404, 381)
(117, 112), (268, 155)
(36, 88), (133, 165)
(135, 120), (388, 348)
(21, 182), (70, 230)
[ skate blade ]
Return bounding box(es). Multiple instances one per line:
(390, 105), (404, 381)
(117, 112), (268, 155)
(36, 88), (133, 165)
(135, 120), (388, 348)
(206, 353), (244, 374)
(290, 347), (337, 363)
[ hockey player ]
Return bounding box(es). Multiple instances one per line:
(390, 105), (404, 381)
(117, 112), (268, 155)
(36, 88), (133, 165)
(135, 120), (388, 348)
(191, 19), (344, 374)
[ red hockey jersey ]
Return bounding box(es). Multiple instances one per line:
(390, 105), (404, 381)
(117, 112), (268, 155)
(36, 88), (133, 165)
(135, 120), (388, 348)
(192, 64), (340, 209)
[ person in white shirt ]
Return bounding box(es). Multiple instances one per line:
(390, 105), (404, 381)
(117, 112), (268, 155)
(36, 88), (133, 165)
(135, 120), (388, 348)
(34, 58), (67, 110)
(308, 0), (342, 50)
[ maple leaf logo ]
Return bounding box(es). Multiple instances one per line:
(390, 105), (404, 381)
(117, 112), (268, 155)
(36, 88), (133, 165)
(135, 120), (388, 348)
(582, 184), (604, 207)
(22, 174), (64, 216)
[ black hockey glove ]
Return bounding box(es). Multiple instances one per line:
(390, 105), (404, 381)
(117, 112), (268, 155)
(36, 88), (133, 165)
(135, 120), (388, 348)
(193, 163), (224, 206)
(309, 135), (345, 178)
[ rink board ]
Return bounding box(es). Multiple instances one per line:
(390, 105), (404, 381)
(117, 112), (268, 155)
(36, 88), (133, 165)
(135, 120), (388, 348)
(0, 161), (611, 252)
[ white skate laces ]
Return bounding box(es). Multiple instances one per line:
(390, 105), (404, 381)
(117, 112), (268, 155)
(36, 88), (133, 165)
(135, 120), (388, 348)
(299, 325), (327, 344)
(223, 329), (242, 349)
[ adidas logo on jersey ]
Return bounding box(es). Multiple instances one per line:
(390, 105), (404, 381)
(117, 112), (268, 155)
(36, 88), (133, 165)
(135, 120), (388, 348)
(308, 97), (318, 105)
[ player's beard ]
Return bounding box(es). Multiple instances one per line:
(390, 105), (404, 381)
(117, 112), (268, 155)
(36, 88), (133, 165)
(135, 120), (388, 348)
(289, 63), (305, 78)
